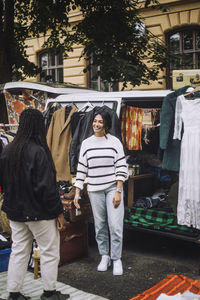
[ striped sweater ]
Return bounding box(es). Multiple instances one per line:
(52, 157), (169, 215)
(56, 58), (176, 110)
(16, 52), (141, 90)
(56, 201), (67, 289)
(74, 134), (129, 192)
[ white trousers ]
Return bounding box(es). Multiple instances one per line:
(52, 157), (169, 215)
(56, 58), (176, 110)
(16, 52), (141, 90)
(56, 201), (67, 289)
(7, 219), (60, 292)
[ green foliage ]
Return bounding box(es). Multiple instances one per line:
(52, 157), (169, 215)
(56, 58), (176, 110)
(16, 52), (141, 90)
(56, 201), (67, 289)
(0, 0), (171, 87)
(73, 0), (170, 88)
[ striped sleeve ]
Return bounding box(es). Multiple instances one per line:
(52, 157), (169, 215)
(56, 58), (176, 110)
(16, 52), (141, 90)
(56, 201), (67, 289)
(74, 141), (88, 190)
(115, 140), (129, 182)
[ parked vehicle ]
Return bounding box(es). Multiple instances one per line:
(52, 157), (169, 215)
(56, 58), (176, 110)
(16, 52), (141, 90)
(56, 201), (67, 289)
(44, 89), (200, 244)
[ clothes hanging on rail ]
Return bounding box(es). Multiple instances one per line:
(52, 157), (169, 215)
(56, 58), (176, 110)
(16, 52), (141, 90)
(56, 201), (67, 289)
(46, 105), (78, 182)
(121, 106), (143, 150)
(0, 129), (15, 148)
(43, 102), (62, 132)
(173, 94), (200, 229)
(160, 86), (193, 172)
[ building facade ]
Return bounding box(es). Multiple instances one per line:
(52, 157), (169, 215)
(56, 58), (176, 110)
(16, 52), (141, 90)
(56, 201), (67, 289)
(25, 0), (200, 91)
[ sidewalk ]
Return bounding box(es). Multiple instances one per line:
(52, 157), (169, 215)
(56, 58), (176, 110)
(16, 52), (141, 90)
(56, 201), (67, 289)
(0, 271), (109, 300)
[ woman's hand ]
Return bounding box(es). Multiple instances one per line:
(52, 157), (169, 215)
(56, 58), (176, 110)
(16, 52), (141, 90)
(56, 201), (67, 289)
(113, 191), (121, 208)
(57, 213), (66, 231)
(73, 187), (81, 209)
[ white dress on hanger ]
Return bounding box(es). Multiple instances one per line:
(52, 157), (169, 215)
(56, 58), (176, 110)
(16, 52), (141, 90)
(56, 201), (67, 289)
(173, 94), (200, 229)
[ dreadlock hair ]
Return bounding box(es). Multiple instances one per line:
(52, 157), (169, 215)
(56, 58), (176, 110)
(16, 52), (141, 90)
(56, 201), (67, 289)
(5, 108), (54, 185)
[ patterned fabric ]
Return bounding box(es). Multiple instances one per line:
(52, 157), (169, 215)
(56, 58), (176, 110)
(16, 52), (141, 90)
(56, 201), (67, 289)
(125, 207), (200, 236)
(4, 91), (45, 127)
(121, 106), (143, 150)
(130, 274), (200, 300)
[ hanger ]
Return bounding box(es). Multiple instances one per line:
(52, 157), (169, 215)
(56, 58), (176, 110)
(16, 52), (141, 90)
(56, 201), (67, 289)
(79, 101), (94, 112)
(184, 86), (200, 97)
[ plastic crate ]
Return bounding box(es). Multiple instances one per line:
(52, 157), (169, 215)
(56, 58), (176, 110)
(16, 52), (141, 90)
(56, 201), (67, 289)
(0, 248), (11, 272)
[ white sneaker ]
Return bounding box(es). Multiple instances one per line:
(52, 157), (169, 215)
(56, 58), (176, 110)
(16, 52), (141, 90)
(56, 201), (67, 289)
(113, 259), (123, 275)
(97, 255), (111, 272)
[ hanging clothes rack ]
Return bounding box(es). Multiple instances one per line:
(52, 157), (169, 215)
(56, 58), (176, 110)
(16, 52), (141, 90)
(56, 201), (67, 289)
(0, 123), (19, 127)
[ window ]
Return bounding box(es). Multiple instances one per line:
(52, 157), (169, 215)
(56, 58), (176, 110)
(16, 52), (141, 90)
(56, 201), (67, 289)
(166, 27), (200, 88)
(38, 51), (63, 83)
(88, 63), (119, 92)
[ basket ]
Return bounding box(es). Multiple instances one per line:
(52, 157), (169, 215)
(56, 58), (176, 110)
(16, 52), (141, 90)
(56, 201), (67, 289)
(0, 248), (11, 272)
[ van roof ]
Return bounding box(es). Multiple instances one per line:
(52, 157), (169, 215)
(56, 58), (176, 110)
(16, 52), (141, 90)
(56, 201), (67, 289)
(51, 89), (172, 102)
(0, 81), (98, 94)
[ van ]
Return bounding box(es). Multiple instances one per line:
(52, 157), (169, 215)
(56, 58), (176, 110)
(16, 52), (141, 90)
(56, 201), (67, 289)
(45, 89), (200, 244)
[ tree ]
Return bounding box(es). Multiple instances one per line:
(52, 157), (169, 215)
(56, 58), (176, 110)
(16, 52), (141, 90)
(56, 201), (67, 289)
(74, 0), (170, 89)
(0, 0), (171, 88)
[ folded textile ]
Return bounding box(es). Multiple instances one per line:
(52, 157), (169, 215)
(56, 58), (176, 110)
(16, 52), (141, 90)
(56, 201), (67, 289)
(156, 291), (200, 300)
(125, 207), (200, 236)
(130, 274), (200, 300)
(134, 197), (160, 209)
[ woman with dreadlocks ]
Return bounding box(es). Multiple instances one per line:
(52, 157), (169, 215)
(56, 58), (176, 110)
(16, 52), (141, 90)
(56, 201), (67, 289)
(0, 109), (69, 300)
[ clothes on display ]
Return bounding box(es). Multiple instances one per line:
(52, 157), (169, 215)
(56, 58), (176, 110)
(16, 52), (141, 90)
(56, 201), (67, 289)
(134, 190), (166, 209)
(121, 106), (160, 151)
(121, 106), (143, 150)
(0, 128), (15, 150)
(43, 102), (62, 132)
(160, 86), (193, 172)
(173, 93), (200, 229)
(47, 105), (78, 182)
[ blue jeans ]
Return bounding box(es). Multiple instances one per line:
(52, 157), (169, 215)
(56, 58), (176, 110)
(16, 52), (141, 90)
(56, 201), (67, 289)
(89, 184), (124, 260)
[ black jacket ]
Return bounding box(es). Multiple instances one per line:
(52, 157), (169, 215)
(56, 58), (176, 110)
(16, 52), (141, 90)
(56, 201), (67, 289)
(0, 140), (63, 222)
(69, 105), (121, 174)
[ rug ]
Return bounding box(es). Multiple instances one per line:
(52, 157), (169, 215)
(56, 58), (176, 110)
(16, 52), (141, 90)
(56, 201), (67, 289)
(130, 274), (200, 300)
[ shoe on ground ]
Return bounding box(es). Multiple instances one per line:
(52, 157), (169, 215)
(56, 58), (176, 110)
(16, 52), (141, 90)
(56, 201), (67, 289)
(113, 259), (123, 275)
(97, 255), (111, 272)
(8, 293), (31, 300)
(41, 291), (70, 300)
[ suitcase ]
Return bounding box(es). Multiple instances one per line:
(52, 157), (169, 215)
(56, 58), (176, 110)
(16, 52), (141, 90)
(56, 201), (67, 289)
(172, 69), (200, 90)
(59, 221), (88, 265)
(62, 198), (93, 223)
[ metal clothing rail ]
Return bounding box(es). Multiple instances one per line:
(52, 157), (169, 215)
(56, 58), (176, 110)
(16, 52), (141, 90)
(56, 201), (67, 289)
(0, 123), (19, 127)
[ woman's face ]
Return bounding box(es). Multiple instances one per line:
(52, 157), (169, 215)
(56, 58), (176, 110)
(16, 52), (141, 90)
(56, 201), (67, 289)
(93, 114), (105, 137)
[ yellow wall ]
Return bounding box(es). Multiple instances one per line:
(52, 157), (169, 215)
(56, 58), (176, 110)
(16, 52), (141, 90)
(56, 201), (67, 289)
(26, 0), (200, 90)
(136, 0), (200, 90)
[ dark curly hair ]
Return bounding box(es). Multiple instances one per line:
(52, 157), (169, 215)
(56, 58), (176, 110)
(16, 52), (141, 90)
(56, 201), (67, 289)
(5, 108), (54, 184)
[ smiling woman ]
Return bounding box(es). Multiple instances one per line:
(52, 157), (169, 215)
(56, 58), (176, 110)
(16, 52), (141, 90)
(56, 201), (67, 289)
(73, 107), (129, 276)
(92, 113), (111, 137)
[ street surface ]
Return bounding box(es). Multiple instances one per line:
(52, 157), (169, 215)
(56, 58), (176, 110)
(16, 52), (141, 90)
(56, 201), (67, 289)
(57, 223), (200, 300)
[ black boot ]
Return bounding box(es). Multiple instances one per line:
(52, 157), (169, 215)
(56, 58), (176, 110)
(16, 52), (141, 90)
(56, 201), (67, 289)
(41, 291), (70, 300)
(8, 293), (31, 300)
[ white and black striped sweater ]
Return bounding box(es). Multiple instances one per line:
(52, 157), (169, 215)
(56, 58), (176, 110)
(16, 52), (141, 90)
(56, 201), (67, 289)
(74, 134), (129, 192)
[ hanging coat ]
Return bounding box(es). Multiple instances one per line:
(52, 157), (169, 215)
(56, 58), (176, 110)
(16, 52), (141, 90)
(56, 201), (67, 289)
(47, 105), (78, 182)
(160, 86), (191, 172)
